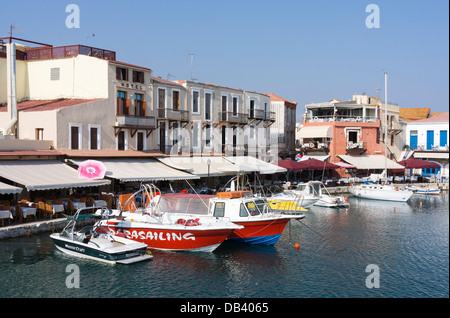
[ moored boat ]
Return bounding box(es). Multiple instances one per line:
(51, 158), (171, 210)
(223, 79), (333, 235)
(50, 207), (152, 264)
(96, 185), (243, 252)
(348, 181), (413, 202)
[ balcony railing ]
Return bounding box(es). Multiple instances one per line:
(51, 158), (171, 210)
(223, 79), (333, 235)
(346, 141), (366, 150)
(26, 45), (116, 61)
(219, 112), (247, 124)
(264, 111), (276, 121)
(306, 115), (378, 123)
(158, 108), (189, 122)
(116, 115), (156, 128)
(249, 109), (265, 120)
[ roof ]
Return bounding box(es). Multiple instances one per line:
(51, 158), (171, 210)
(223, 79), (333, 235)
(410, 111), (449, 123)
(0, 150), (64, 157)
(151, 76), (184, 87)
(0, 99), (103, 112)
(266, 93), (297, 108)
(107, 59), (152, 71)
(399, 108), (431, 122)
(59, 149), (166, 158)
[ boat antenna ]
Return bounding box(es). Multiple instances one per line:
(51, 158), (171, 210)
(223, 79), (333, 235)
(384, 72), (388, 184)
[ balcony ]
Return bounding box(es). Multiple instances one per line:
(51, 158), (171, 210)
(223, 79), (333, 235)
(249, 109), (265, 121)
(346, 141), (367, 154)
(26, 45), (116, 61)
(305, 115), (378, 124)
(116, 115), (156, 128)
(157, 108), (189, 122)
(219, 112), (247, 125)
(301, 141), (330, 154)
(264, 111), (276, 122)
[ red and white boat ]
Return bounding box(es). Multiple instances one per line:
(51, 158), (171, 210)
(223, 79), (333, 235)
(96, 185), (243, 252)
(158, 190), (305, 245)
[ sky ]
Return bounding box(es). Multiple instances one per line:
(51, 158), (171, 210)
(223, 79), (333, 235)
(1, 0), (449, 120)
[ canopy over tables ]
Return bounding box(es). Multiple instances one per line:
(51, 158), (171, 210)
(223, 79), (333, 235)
(0, 181), (23, 195)
(397, 158), (440, 169)
(158, 156), (242, 177)
(337, 155), (405, 170)
(0, 160), (110, 191)
(224, 156), (287, 174)
(70, 158), (199, 182)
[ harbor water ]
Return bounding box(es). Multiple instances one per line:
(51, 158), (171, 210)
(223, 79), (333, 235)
(0, 193), (448, 299)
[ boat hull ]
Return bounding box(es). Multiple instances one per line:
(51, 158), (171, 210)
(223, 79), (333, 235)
(104, 224), (234, 252)
(51, 235), (149, 264)
(348, 186), (413, 202)
(228, 218), (291, 245)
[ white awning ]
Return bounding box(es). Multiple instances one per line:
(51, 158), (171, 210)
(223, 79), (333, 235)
(413, 152), (449, 159)
(71, 159), (199, 182)
(158, 156), (239, 177)
(0, 181), (22, 195)
(337, 155), (404, 170)
(298, 126), (332, 139)
(0, 161), (111, 191)
(223, 156), (287, 174)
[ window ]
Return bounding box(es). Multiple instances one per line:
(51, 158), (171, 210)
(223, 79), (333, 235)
(232, 96), (238, 116)
(117, 130), (127, 150)
(245, 201), (260, 216)
(250, 100), (255, 118)
(239, 204), (248, 217)
(172, 90), (180, 111)
(205, 124), (212, 148)
(132, 70), (144, 83)
(205, 92), (212, 120)
(135, 93), (145, 117)
(391, 134), (394, 146)
(348, 131), (358, 143)
(213, 202), (225, 217)
(70, 124), (82, 150)
(117, 91), (129, 115)
(192, 91), (199, 113)
(35, 128), (44, 140)
(172, 123), (179, 146)
(221, 95), (228, 121)
(50, 68), (60, 81)
(192, 123), (200, 148)
(89, 125), (101, 150)
(116, 67), (128, 81)
(136, 132), (145, 151)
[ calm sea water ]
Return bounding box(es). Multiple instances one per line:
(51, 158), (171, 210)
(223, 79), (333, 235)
(0, 193), (448, 300)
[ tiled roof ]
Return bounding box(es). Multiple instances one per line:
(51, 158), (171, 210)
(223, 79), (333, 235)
(399, 107), (431, 122)
(0, 99), (103, 112)
(151, 76), (184, 87)
(0, 150), (64, 157)
(266, 93), (297, 107)
(410, 111), (449, 123)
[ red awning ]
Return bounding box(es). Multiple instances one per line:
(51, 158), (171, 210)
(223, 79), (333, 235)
(397, 158), (440, 169)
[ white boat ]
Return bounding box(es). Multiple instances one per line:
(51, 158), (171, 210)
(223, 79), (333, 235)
(405, 186), (441, 196)
(273, 182), (321, 207)
(346, 73), (413, 203)
(348, 181), (413, 202)
(50, 207), (153, 264)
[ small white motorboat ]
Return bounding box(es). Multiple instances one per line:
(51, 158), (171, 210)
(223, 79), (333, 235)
(51, 207), (153, 264)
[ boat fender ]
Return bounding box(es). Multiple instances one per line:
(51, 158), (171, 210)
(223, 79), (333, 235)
(176, 219), (186, 225)
(396, 188), (399, 191)
(186, 218), (200, 226)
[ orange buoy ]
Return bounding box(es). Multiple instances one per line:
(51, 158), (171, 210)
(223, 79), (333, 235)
(295, 243), (300, 249)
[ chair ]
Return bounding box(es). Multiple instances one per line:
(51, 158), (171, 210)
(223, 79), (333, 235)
(37, 201), (46, 219)
(15, 204), (24, 223)
(86, 197), (95, 207)
(0, 205), (11, 227)
(67, 199), (76, 215)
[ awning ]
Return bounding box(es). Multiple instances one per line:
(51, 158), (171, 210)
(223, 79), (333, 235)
(0, 161), (111, 191)
(224, 156), (287, 174)
(299, 155), (330, 162)
(337, 155), (404, 170)
(298, 126), (332, 139)
(413, 152), (449, 160)
(158, 156), (239, 177)
(71, 159), (199, 182)
(0, 181), (23, 195)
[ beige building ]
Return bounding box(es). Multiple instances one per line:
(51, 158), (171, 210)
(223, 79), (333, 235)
(0, 39), (158, 152)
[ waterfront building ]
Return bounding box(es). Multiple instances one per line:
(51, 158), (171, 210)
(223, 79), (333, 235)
(266, 93), (297, 159)
(405, 111), (449, 180)
(298, 94), (404, 176)
(0, 38), (158, 152)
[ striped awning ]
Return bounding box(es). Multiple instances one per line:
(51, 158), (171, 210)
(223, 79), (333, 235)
(0, 181), (22, 195)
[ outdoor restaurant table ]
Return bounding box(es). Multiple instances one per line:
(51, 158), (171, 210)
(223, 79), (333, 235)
(10, 205), (37, 219)
(94, 200), (107, 207)
(51, 204), (65, 214)
(0, 209), (13, 220)
(62, 199), (86, 210)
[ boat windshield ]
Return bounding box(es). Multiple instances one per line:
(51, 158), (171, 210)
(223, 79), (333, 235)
(158, 195), (211, 215)
(254, 199), (272, 214)
(296, 184), (307, 191)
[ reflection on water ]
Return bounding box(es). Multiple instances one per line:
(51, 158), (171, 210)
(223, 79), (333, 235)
(0, 192), (448, 298)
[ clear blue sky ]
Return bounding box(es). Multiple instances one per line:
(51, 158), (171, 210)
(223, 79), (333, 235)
(2, 0), (449, 120)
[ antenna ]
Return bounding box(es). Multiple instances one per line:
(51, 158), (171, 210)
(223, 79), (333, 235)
(166, 73), (175, 80)
(187, 52), (198, 81)
(9, 25), (25, 38)
(376, 84), (381, 97)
